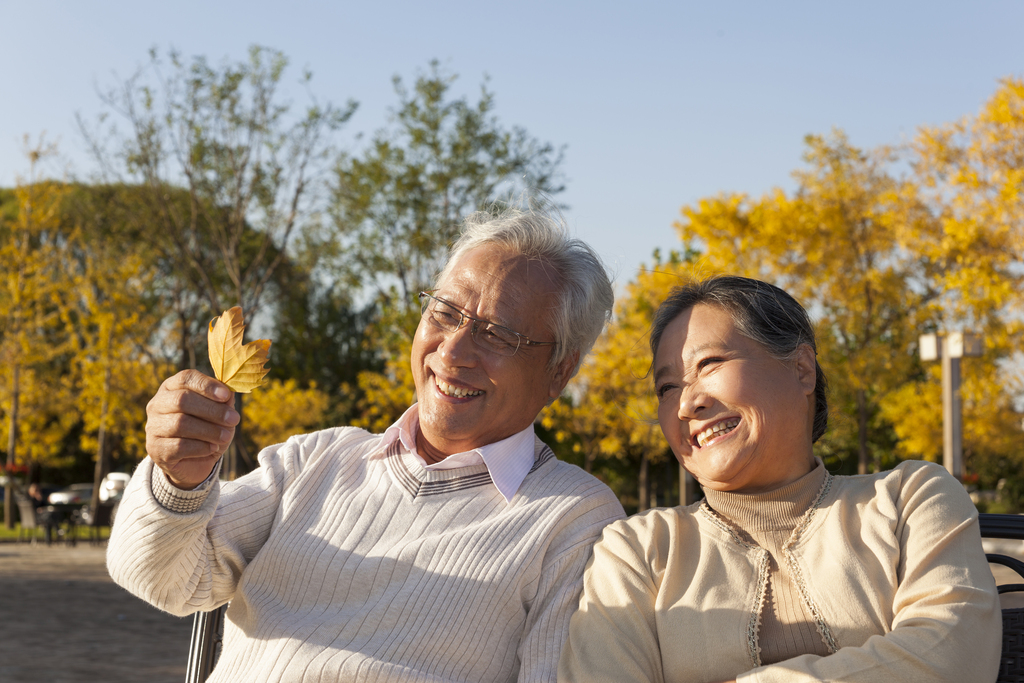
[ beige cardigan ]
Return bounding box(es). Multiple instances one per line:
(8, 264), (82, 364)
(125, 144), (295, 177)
(558, 460), (1001, 683)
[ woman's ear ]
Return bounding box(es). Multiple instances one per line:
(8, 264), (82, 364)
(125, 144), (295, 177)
(795, 344), (817, 396)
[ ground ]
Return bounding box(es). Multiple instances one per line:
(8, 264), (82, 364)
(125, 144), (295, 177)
(0, 541), (192, 683)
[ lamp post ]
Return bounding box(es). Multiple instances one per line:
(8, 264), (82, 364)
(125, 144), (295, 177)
(918, 331), (983, 480)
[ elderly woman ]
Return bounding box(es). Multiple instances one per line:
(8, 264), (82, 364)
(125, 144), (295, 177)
(559, 275), (1001, 683)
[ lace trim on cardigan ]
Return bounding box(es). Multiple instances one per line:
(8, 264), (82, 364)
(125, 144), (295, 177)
(782, 471), (838, 653)
(698, 470), (837, 665)
(699, 501), (759, 550)
(748, 547), (771, 666)
(698, 502), (768, 666)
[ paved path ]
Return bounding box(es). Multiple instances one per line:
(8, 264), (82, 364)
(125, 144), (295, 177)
(0, 541), (192, 683)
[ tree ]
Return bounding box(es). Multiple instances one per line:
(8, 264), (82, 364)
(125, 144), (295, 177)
(329, 61), (565, 309)
(244, 379), (330, 451)
(267, 241), (381, 426)
(54, 221), (165, 518)
(911, 77), (1024, 326)
(890, 76), (1024, 498)
(85, 45), (356, 477)
(543, 249), (695, 512)
(0, 144), (69, 527)
(332, 62), (567, 430)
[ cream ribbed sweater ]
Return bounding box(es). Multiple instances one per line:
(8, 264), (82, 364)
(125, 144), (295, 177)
(107, 427), (625, 682)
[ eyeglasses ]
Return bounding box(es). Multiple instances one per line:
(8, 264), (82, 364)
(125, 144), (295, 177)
(418, 291), (557, 357)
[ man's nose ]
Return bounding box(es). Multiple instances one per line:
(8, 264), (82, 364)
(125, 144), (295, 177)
(439, 319), (480, 363)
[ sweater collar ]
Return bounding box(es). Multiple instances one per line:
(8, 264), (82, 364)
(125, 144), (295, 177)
(702, 458), (827, 533)
(373, 404), (536, 503)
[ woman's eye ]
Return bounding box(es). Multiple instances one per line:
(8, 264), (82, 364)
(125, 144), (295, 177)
(656, 383), (678, 399)
(697, 357), (724, 372)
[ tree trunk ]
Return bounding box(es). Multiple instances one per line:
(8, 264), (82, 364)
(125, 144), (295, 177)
(89, 361), (112, 523)
(659, 457), (676, 508)
(680, 464), (701, 506)
(179, 309), (192, 372)
(4, 362), (20, 530)
(857, 388), (870, 475)
(638, 451), (650, 512)
(226, 393), (254, 480)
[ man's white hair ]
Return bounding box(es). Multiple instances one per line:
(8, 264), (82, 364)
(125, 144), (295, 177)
(435, 206), (614, 377)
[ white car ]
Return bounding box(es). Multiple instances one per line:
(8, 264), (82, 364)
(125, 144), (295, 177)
(100, 472), (131, 502)
(48, 483), (94, 506)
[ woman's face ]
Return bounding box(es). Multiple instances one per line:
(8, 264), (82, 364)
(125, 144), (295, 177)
(654, 303), (817, 494)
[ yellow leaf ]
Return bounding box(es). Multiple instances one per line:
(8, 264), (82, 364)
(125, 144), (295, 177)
(207, 306), (271, 393)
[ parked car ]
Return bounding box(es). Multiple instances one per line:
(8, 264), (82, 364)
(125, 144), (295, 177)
(48, 483), (94, 506)
(100, 472), (131, 502)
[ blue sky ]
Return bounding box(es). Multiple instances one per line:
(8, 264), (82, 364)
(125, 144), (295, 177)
(3, 1), (1023, 285)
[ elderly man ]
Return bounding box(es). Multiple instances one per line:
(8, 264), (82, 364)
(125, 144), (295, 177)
(107, 208), (625, 682)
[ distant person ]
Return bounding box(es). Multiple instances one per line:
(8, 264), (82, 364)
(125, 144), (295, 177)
(28, 483), (47, 509)
(559, 275), (1001, 683)
(108, 207), (625, 682)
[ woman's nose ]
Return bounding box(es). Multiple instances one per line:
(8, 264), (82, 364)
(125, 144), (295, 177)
(677, 385), (708, 420)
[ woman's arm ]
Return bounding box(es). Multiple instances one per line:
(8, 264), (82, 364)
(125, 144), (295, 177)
(557, 520), (666, 683)
(743, 462), (1001, 683)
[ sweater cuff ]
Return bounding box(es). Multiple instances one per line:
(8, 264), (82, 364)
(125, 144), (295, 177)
(150, 460), (220, 514)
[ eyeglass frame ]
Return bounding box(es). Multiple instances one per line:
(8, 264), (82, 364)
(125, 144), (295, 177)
(418, 291), (558, 357)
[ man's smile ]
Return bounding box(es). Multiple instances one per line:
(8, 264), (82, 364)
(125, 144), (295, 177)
(434, 376), (484, 398)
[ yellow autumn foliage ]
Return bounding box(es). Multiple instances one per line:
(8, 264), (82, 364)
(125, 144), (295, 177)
(0, 175), (72, 479)
(244, 379), (331, 451)
(912, 77), (1024, 323)
(543, 252), (693, 507)
(352, 339), (416, 435)
(0, 367), (78, 468)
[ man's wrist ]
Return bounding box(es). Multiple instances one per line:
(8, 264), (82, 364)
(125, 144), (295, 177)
(151, 460), (221, 514)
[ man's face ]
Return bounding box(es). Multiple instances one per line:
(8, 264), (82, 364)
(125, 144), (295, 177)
(411, 244), (572, 461)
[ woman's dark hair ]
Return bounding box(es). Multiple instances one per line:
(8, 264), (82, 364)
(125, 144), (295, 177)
(649, 275), (829, 443)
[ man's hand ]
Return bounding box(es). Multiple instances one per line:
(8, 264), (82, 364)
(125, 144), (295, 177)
(146, 370), (239, 490)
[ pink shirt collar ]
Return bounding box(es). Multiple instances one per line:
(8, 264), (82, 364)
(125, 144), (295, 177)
(372, 404), (536, 503)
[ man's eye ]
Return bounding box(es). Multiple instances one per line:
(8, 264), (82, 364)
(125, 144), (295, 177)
(481, 327), (517, 348)
(433, 309), (461, 327)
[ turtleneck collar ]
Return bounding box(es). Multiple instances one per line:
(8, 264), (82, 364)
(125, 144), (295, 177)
(702, 457), (827, 533)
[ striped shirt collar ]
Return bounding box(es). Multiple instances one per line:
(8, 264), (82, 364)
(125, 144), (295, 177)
(372, 404), (536, 503)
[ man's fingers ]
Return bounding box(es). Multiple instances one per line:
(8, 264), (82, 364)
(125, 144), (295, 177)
(148, 435), (225, 461)
(155, 449), (224, 491)
(145, 369), (237, 489)
(160, 369), (234, 404)
(149, 412), (235, 446)
(152, 389), (239, 428)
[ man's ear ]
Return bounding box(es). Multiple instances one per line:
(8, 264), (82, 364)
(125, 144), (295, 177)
(548, 351), (579, 401)
(795, 343), (817, 396)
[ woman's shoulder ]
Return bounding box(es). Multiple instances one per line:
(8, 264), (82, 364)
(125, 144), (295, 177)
(825, 458), (975, 521)
(612, 502), (702, 533)
(595, 503), (705, 563)
(830, 458), (960, 495)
